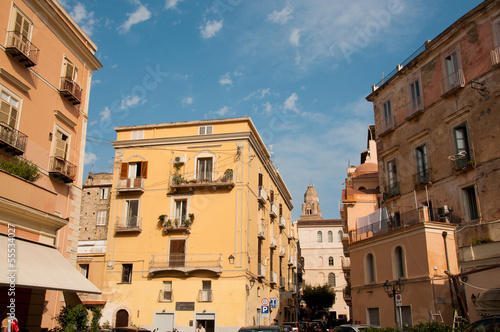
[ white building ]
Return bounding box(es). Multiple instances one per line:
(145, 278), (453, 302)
(297, 185), (349, 320)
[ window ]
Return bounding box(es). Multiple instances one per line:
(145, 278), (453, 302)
(415, 144), (429, 184)
(161, 281), (172, 302)
(408, 78), (422, 115)
(328, 273), (336, 287)
(382, 99), (393, 131)
(366, 253), (376, 283)
(197, 157), (212, 181)
(63, 58), (78, 83)
(79, 264), (89, 278)
(442, 50), (464, 94)
(96, 210), (107, 226)
(338, 230), (343, 242)
(0, 90), (19, 128)
(125, 199), (139, 227)
(462, 186), (479, 221)
(317, 231), (323, 243)
(394, 246), (406, 278)
(175, 199), (188, 223)
(131, 130), (144, 140)
(367, 308), (380, 326)
(453, 123), (472, 169)
(120, 161), (148, 179)
(386, 159), (399, 196)
(328, 231), (333, 242)
(100, 187), (109, 200)
(200, 281), (213, 302)
(444, 51), (459, 83)
(329, 257), (334, 266)
(8, 7), (32, 53)
(199, 125), (213, 135)
(53, 129), (69, 160)
(122, 264), (132, 283)
(401, 306), (413, 327)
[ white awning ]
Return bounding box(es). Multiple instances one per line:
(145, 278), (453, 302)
(0, 236), (101, 294)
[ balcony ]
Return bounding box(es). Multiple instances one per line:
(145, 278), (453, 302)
(385, 183), (400, 199)
(440, 69), (465, 97)
(406, 96), (424, 119)
(48, 156), (76, 183)
(270, 236), (277, 249)
(413, 168), (432, 188)
(162, 218), (192, 234)
(170, 171), (234, 192)
(149, 253), (222, 275)
(452, 158), (475, 174)
(379, 115), (396, 137)
(198, 289), (214, 302)
(279, 245), (285, 257)
(258, 219), (267, 239)
(288, 255), (295, 266)
(258, 186), (267, 204)
(0, 122), (27, 155)
(279, 215), (286, 229)
(270, 271), (278, 284)
(116, 177), (145, 193)
(270, 202), (278, 218)
(491, 46), (500, 67)
(258, 263), (266, 278)
(280, 277), (286, 289)
(115, 216), (142, 233)
(341, 257), (351, 272)
(59, 77), (82, 105)
(343, 287), (352, 306)
(287, 229), (294, 241)
(5, 31), (39, 67)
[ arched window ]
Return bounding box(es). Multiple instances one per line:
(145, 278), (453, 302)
(328, 273), (336, 287)
(395, 246), (406, 278)
(366, 253), (375, 283)
(317, 231), (323, 243)
(328, 231), (333, 242)
(318, 256), (323, 267)
(338, 230), (343, 242)
(329, 257), (334, 266)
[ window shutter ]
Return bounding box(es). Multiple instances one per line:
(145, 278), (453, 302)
(0, 100), (10, 124)
(65, 61), (75, 80)
(141, 161), (148, 178)
(120, 163), (129, 178)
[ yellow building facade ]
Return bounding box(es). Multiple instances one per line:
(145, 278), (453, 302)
(98, 117), (298, 331)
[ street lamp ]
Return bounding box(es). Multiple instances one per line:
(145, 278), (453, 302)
(384, 279), (404, 328)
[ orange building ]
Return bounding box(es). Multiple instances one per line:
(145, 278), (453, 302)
(0, 0), (102, 331)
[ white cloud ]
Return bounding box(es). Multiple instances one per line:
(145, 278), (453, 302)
(68, 3), (97, 36)
(120, 5), (151, 33)
(165, 0), (183, 10)
(219, 72), (233, 86)
(120, 95), (142, 109)
(260, 88), (271, 98)
(182, 97), (193, 107)
(200, 20), (223, 39)
(263, 101), (272, 113)
(289, 28), (300, 47)
(243, 88), (271, 101)
(268, 5), (294, 24)
(215, 106), (230, 116)
(206, 105), (232, 119)
(84, 152), (97, 165)
(284, 93), (299, 113)
(99, 106), (111, 121)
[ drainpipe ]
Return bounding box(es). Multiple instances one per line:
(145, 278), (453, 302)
(442, 231), (455, 307)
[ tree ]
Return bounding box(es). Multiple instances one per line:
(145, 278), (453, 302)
(302, 284), (335, 312)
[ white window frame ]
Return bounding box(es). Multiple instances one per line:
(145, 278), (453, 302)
(328, 231), (333, 242)
(51, 124), (71, 160)
(7, 5), (33, 47)
(442, 47), (463, 91)
(123, 199), (140, 227)
(100, 187), (109, 200)
(170, 195), (190, 224)
(328, 273), (336, 287)
(317, 231), (323, 243)
(96, 210), (107, 226)
(61, 56), (78, 83)
(198, 125), (213, 135)
(131, 130), (144, 140)
(162, 281), (173, 302)
(194, 150), (216, 181)
(0, 87), (22, 130)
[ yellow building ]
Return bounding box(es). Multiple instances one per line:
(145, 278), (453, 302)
(97, 117), (298, 331)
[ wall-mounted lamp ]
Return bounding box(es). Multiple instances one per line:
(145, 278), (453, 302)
(249, 277), (256, 289)
(228, 254), (235, 264)
(471, 294), (477, 306)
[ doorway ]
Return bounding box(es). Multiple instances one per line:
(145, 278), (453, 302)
(116, 310), (129, 327)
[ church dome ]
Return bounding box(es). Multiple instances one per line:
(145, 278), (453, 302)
(304, 184), (319, 203)
(353, 162), (378, 174)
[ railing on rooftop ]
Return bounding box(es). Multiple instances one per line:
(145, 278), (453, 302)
(372, 42), (427, 90)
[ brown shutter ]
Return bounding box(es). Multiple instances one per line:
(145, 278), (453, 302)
(141, 161), (148, 178)
(120, 163), (128, 178)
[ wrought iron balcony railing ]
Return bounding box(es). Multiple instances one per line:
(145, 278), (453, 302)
(116, 177), (145, 192)
(150, 254), (222, 275)
(440, 69), (465, 97)
(115, 216), (142, 232)
(198, 289), (214, 302)
(170, 170), (234, 190)
(5, 31), (39, 67)
(59, 77), (82, 105)
(49, 156), (76, 183)
(0, 122), (27, 155)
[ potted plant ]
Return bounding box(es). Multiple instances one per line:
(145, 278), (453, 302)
(158, 214), (167, 225)
(224, 168), (234, 182)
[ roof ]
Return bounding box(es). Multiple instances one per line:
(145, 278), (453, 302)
(297, 219), (343, 227)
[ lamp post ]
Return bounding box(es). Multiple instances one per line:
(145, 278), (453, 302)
(383, 279), (404, 329)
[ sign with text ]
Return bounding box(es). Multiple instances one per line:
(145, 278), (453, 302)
(261, 305), (269, 317)
(176, 302), (195, 311)
(270, 298), (278, 308)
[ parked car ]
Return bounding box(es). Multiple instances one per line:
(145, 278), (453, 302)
(460, 315), (500, 332)
(331, 324), (380, 332)
(239, 326), (282, 332)
(282, 322), (301, 332)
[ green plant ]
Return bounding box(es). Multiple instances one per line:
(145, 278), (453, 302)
(472, 237), (492, 246)
(89, 306), (103, 332)
(172, 174), (185, 184)
(158, 214), (167, 224)
(173, 162), (182, 171)
(0, 157), (41, 182)
(223, 168), (234, 181)
(166, 219), (172, 227)
(55, 304), (89, 332)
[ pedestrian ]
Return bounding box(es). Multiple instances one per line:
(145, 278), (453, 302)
(1, 311), (8, 332)
(196, 323), (206, 332)
(273, 319), (278, 326)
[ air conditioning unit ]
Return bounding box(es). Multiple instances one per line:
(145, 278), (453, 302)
(174, 156), (185, 164)
(437, 205), (450, 223)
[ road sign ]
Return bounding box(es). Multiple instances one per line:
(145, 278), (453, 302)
(261, 298), (269, 306)
(261, 305), (269, 317)
(395, 294), (402, 307)
(270, 298), (278, 308)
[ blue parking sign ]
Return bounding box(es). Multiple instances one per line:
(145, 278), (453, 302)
(270, 298), (278, 308)
(261, 305), (269, 314)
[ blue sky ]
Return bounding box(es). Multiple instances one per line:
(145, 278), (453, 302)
(62, 0), (483, 221)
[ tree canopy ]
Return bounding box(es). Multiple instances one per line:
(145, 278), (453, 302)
(301, 284), (335, 312)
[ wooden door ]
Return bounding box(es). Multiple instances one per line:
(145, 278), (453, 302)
(169, 239), (185, 267)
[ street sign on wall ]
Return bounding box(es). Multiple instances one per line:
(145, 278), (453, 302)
(270, 298), (278, 308)
(261, 305), (269, 317)
(261, 298), (269, 306)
